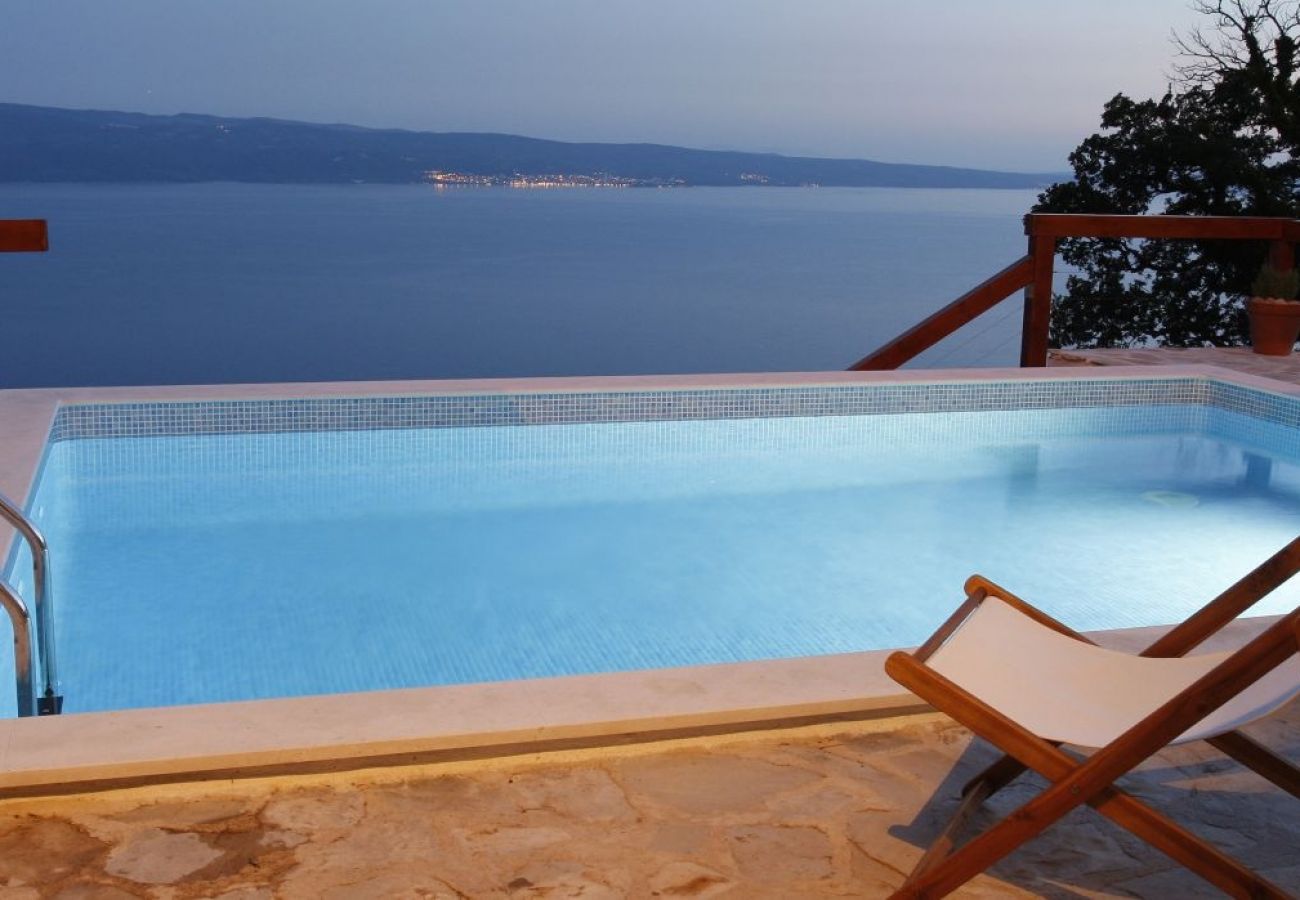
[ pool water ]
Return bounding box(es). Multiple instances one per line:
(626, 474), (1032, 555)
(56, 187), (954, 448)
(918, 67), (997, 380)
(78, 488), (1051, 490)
(5, 403), (1300, 716)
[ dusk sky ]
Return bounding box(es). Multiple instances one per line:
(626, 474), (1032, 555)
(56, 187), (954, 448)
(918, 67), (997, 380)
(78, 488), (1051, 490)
(3, 1), (1204, 172)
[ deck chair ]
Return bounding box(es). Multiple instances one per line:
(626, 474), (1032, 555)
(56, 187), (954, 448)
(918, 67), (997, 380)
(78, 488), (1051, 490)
(885, 536), (1300, 899)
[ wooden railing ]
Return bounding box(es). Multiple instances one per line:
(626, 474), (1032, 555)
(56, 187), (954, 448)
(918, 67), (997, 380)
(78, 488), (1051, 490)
(848, 213), (1300, 371)
(0, 219), (48, 254)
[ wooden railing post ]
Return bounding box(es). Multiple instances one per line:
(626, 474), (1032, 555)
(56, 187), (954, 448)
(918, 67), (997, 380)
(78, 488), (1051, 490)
(1019, 225), (1056, 367)
(0, 220), (48, 253)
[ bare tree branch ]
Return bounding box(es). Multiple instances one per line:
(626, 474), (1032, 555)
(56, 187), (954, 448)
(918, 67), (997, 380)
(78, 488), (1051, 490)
(1175, 0), (1300, 83)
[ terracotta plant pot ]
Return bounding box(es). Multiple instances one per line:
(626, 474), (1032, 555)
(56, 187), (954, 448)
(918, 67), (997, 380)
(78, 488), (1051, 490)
(1248, 296), (1300, 356)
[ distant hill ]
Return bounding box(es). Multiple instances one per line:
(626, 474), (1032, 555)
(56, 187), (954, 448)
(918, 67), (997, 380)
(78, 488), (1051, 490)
(0, 103), (1058, 189)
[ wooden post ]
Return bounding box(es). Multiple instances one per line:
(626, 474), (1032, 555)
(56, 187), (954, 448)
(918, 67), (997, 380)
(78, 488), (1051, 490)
(0, 220), (48, 253)
(1019, 232), (1056, 367)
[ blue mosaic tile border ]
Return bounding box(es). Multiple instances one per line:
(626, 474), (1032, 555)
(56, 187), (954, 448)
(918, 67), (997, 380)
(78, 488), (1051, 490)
(41, 377), (1242, 441)
(1205, 380), (1300, 429)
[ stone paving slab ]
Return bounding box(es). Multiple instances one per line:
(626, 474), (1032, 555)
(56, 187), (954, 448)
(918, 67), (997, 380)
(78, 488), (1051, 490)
(1048, 346), (1300, 386)
(1, 702), (1296, 899)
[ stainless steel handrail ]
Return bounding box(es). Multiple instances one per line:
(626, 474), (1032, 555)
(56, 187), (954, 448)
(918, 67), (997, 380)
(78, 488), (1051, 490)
(0, 579), (34, 717)
(0, 490), (60, 714)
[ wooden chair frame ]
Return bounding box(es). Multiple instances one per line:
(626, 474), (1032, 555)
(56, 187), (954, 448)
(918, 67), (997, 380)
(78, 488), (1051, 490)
(885, 536), (1300, 899)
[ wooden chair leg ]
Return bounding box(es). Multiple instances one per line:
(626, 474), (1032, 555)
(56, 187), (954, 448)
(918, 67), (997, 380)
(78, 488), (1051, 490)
(1209, 730), (1300, 799)
(896, 774), (1290, 900)
(906, 775), (998, 881)
(913, 739), (1072, 883)
(958, 749), (1038, 799)
(909, 745), (1074, 882)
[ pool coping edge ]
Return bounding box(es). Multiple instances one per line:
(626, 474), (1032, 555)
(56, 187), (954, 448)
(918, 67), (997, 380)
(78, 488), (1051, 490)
(0, 616), (1277, 798)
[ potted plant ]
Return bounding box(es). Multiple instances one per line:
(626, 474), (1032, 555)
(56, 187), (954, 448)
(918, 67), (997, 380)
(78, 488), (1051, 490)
(1248, 263), (1300, 355)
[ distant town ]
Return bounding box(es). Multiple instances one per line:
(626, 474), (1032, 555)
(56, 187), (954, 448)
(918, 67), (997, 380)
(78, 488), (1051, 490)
(423, 171), (784, 188)
(424, 170), (688, 188)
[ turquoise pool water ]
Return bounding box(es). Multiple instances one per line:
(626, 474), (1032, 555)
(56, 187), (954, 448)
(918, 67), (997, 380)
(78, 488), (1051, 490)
(5, 402), (1300, 716)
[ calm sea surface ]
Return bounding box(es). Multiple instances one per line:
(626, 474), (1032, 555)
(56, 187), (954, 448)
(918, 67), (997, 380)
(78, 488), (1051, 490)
(0, 184), (1039, 387)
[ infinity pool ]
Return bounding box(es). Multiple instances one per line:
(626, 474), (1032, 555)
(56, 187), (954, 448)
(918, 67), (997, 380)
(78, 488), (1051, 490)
(5, 379), (1300, 717)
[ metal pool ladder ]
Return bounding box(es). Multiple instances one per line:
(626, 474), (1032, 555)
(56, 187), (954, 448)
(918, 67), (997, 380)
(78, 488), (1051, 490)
(0, 490), (61, 716)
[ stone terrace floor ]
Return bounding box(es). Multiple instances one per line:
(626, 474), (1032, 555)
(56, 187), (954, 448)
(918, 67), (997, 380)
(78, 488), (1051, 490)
(1, 702), (1296, 899)
(1048, 345), (1300, 386)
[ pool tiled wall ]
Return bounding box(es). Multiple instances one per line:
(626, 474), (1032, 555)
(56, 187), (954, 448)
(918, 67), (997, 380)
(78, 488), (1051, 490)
(48, 377), (1228, 441)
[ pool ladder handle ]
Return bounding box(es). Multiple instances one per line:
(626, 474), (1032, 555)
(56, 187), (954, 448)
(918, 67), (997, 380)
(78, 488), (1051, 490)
(0, 579), (35, 717)
(0, 490), (61, 716)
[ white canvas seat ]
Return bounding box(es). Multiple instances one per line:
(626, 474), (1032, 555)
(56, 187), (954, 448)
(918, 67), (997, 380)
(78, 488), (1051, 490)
(927, 595), (1300, 748)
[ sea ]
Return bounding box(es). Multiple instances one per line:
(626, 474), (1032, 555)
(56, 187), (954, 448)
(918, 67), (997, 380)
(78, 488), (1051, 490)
(0, 183), (1042, 388)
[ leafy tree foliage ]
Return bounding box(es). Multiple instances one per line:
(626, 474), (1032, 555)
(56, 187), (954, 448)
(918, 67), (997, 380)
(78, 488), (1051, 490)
(1039, 1), (1300, 348)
